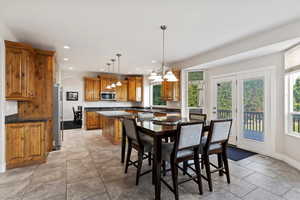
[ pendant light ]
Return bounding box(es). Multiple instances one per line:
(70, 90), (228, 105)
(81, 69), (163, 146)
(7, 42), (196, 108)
(110, 59), (116, 88)
(149, 25), (178, 83)
(116, 53), (122, 86)
(106, 63), (112, 89)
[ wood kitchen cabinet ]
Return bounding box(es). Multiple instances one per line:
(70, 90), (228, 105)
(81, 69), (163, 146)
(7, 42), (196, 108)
(162, 70), (181, 101)
(128, 76), (143, 102)
(84, 77), (100, 101)
(5, 41), (36, 101)
(85, 111), (102, 130)
(116, 80), (128, 101)
(99, 75), (117, 92)
(6, 122), (46, 169)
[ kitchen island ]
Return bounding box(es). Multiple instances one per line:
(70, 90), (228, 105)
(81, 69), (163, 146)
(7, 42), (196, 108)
(97, 111), (134, 144)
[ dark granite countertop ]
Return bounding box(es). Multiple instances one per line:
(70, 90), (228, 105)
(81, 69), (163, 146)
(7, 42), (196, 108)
(5, 114), (50, 124)
(84, 107), (181, 114)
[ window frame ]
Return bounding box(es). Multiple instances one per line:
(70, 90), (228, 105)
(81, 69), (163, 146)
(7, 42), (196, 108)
(150, 83), (167, 107)
(284, 45), (300, 138)
(186, 70), (205, 109)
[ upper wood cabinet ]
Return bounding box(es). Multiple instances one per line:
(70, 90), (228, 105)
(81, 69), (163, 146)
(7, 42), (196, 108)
(128, 76), (143, 102)
(162, 70), (181, 101)
(116, 80), (128, 101)
(6, 122), (46, 169)
(5, 41), (36, 101)
(100, 75), (117, 92)
(84, 77), (100, 101)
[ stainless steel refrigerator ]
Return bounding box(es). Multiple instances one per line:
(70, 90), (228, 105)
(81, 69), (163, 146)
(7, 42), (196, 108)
(53, 84), (63, 150)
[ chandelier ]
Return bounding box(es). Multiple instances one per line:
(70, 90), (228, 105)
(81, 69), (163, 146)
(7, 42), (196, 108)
(149, 25), (178, 83)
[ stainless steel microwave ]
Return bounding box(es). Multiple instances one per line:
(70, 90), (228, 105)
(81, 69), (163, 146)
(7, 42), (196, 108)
(101, 92), (116, 101)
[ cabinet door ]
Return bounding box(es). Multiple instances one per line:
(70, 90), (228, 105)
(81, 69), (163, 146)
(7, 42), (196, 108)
(127, 77), (136, 101)
(23, 50), (35, 98)
(173, 70), (181, 101)
(24, 123), (45, 160)
(135, 77), (142, 102)
(5, 47), (24, 99)
(93, 79), (100, 101)
(121, 80), (128, 101)
(85, 78), (94, 101)
(162, 80), (173, 100)
(6, 124), (26, 165)
(86, 112), (100, 129)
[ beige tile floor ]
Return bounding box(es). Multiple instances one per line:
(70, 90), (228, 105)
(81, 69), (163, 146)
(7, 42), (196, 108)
(0, 129), (300, 200)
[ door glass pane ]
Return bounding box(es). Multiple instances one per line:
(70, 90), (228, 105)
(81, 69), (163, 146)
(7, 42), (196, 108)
(243, 79), (264, 142)
(217, 81), (232, 119)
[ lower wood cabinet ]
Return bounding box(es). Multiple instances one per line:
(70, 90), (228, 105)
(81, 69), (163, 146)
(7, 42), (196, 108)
(6, 122), (46, 169)
(85, 111), (102, 130)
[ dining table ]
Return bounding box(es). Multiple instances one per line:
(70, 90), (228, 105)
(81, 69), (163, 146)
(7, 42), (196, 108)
(120, 116), (209, 200)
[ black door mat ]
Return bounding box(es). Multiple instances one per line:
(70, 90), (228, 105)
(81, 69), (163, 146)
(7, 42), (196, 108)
(62, 121), (82, 130)
(227, 146), (256, 161)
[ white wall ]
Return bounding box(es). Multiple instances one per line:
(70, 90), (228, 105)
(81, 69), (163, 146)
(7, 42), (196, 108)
(61, 71), (141, 121)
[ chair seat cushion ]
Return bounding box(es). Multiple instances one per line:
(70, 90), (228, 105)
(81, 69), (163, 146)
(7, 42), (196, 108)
(161, 142), (194, 161)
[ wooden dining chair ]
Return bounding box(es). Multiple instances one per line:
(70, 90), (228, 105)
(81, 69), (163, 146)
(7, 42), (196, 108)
(160, 121), (205, 200)
(123, 118), (153, 185)
(201, 119), (232, 192)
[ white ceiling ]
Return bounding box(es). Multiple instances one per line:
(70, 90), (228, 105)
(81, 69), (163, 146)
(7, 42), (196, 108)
(1, 0), (300, 74)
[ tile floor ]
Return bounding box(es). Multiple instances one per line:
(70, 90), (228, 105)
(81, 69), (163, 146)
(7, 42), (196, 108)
(1, 129), (300, 200)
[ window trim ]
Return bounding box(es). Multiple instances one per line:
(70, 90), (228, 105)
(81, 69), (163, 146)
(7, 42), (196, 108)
(284, 66), (300, 138)
(150, 83), (167, 107)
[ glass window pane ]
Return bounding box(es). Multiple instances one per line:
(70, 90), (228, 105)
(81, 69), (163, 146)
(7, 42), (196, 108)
(188, 71), (204, 107)
(243, 79), (264, 142)
(216, 81), (232, 119)
(152, 85), (166, 106)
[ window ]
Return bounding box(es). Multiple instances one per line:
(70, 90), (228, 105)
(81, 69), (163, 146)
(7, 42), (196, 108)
(285, 45), (300, 136)
(152, 84), (166, 106)
(187, 71), (204, 108)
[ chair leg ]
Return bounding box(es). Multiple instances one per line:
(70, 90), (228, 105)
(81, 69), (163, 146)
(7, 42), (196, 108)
(171, 161), (179, 200)
(162, 161), (167, 176)
(217, 153), (224, 176)
(183, 160), (188, 175)
(201, 155), (204, 169)
(194, 151), (203, 195)
(124, 141), (132, 174)
(136, 151), (143, 185)
(204, 154), (213, 192)
(222, 150), (230, 184)
(148, 152), (152, 166)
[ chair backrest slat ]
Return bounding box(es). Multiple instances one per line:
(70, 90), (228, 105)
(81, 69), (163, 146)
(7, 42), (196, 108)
(189, 113), (207, 122)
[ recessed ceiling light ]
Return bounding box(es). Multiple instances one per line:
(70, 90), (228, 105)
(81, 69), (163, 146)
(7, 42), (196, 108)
(152, 60), (157, 64)
(68, 67), (73, 70)
(64, 45), (70, 49)
(64, 58), (69, 61)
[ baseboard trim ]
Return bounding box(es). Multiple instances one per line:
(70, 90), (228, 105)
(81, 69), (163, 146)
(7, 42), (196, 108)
(0, 162), (6, 173)
(273, 153), (300, 171)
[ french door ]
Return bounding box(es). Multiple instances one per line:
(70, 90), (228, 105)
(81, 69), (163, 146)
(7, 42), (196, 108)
(212, 69), (272, 154)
